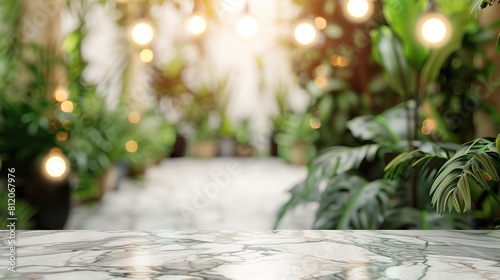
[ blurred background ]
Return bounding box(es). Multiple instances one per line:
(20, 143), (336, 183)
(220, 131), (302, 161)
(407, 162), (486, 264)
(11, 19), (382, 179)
(0, 0), (499, 230)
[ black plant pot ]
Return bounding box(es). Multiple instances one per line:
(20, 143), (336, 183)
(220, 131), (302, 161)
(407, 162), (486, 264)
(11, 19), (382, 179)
(270, 132), (279, 157)
(26, 162), (71, 230)
(171, 133), (187, 158)
(31, 179), (71, 229)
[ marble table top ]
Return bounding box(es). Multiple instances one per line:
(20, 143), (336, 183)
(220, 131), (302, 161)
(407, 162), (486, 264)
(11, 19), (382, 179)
(1, 230), (499, 279)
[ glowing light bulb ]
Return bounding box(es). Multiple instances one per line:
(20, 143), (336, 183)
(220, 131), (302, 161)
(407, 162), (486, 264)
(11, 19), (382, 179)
(126, 140), (138, 153)
(294, 22), (318, 46)
(187, 14), (207, 35)
(42, 149), (69, 181)
(315, 17), (327, 30)
(310, 117), (321, 129)
(54, 86), (68, 102)
(314, 76), (328, 89)
(139, 49), (154, 63)
(130, 20), (155, 46)
(61, 101), (74, 113)
(418, 14), (451, 47)
(236, 15), (258, 38)
(422, 118), (437, 135)
(128, 112), (141, 124)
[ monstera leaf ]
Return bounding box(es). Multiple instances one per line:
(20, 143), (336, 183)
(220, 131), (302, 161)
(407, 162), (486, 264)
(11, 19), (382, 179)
(314, 175), (396, 229)
(430, 137), (500, 213)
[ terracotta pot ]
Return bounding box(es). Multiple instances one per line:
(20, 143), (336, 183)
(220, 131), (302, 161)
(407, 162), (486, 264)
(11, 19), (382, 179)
(192, 141), (218, 158)
(289, 142), (308, 165)
(236, 144), (255, 157)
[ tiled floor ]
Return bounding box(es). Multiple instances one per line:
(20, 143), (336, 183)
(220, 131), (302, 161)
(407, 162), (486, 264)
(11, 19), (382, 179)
(65, 158), (315, 230)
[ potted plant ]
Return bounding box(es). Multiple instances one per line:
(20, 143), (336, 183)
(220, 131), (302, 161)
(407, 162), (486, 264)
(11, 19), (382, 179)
(275, 113), (319, 165)
(235, 119), (255, 157)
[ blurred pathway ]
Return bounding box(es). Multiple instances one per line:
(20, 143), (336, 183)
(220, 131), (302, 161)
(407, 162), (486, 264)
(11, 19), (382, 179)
(66, 158), (316, 230)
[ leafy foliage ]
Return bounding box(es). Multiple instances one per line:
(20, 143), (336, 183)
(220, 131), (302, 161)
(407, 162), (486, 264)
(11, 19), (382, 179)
(315, 175), (396, 229)
(430, 138), (500, 213)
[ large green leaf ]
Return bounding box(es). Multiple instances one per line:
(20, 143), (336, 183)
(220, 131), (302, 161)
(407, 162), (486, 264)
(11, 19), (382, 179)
(314, 175), (396, 229)
(382, 0), (429, 69)
(347, 101), (418, 143)
(430, 138), (500, 213)
(384, 141), (451, 182)
(371, 26), (417, 98)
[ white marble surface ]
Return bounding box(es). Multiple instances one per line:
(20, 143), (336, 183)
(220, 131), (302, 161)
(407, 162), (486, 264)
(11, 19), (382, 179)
(1, 230), (499, 279)
(66, 158), (313, 230)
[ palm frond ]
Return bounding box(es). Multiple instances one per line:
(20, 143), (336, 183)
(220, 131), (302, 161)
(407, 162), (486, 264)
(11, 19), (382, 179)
(314, 175), (396, 229)
(310, 144), (384, 178)
(430, 138), (500, 214)
(384, 142), (451, 181)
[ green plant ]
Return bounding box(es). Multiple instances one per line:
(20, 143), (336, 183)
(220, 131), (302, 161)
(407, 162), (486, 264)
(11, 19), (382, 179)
(274, 103), (473, 229)
(236, 119), (251, 145)
(385, 135), (500, 228)
(475, 0), (500, 51)
(0, 189), (35, 230)
(275, 113), (319, 146)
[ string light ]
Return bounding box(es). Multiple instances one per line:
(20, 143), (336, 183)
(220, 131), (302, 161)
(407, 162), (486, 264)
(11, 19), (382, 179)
(128, 112), (141, 124)
(422, 118), (437, 135)
(56, 132), (68, 141)
(315, 65), (328, 77)
(42, 148), (70, 181)
(129, 19), (155, 46)
(126, 140), (138, 153)
(417, 13), (451, 47)
(314, 76), (328, 89)
(330, 55), (350, 68)
(139, 49), (154, 63)
(54, 86), (68, 102)
(187, 14), (207, 35)
(315, 17), (327, 30)
(61, 101), (74, 113)
(310, 117), (321, 129)
(236, 15), (258, 38)
(294, 21), (318, 46)
(343, 0), (374, 22)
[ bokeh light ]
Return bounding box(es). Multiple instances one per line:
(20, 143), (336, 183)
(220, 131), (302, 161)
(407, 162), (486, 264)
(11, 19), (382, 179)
(56, 132), (68, 141)
(344, 0), (373, 22)
(187, 14), (207, 35)
(294, 21), (318, 46)
(314, 76), (328, 89)
(418, 13), (451, 47)
(42, 149), (70, 181)
(310, 117), (322, 129)
(315, 17), (327, 30)
(61, 101), (74, 113)
(422, 118), (437, 135)
(54, 86), (68, 102)
(128, 112), (141, 124)
(236, 15), (258, 38)
(139, 49), (154, 63)
(126, 140), (139, 153)
(130, 20), (155, 46)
